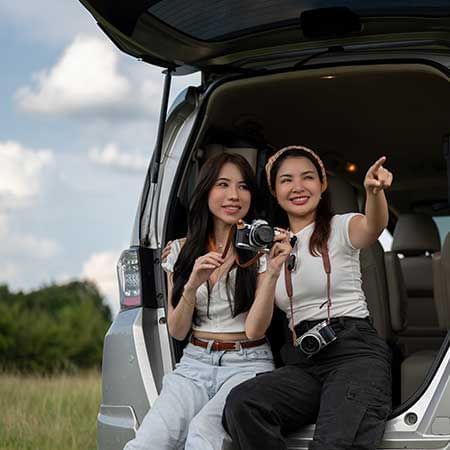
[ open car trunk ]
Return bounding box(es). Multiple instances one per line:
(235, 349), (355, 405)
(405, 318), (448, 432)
(160, 60), (450, 447)
(198, 62), (450, 207)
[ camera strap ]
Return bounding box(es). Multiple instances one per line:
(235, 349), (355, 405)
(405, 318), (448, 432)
(216, 224), (263, 269)
(285, 242), (331, 346)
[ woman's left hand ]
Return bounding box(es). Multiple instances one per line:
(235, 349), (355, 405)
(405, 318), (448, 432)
(364, 156), (393, 195)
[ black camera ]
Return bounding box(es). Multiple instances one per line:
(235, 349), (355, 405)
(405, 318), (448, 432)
(296, 320), (337, 357)
(235, 219), (276, 253)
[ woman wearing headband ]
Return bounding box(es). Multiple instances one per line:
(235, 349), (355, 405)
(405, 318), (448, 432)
(223, 146), (393, 450)
(124, 152), (293, 450)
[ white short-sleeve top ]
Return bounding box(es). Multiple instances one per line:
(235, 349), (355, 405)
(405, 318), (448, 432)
(162, 239), (267, 333)
(275, 213), (370, 328)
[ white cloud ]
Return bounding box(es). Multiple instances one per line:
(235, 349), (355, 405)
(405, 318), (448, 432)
(15, 35), (135, 117)
(14, 33), (201, 122)
(0, 214), (8, 235)
(88, 143), (148, 172)
(0, 215), (61, 290)
(82, 251), (120, 316)
(0, 263), (18, 285)
(12, 234), (61, 259)
(0, 140), (60, 291)
(0, 230), (61, 260)
(0, 140), (53, 206)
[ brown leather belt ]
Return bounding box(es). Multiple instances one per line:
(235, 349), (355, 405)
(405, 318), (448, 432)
(190, 336), (267, 351)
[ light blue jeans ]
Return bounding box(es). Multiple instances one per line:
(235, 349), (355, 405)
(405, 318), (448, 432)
(123, 341), (274, 450)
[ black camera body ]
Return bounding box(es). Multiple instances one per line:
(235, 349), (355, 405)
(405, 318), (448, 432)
(295, 320), (337, 357)
(235, 219), (276, 253)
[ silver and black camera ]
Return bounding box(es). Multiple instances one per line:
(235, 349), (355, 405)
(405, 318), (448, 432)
(235, 219), (276, 253)
(296, 320), (337, 357)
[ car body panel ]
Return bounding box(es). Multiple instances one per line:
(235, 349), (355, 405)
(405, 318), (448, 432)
(101, 308), (157, 412)
(136, 87), (199, 248)
(99, 309), (156, 438)
(153, 109), (200, 248)
(97, 405), (137, 450)
(98, 304), (175, 448)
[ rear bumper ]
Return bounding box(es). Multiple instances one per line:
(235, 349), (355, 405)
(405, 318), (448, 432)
(97, 405), (137, 450)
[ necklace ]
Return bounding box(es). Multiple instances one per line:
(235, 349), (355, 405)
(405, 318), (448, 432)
(208, 235), (225, 253)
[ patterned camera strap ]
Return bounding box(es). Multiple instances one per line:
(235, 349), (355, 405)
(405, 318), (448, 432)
(285, 242), (331, 346)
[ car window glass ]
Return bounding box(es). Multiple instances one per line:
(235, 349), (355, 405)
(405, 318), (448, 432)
(378, 228), (393, 251)
(148, 0), (450, 41)
(433, 216), (450, 244)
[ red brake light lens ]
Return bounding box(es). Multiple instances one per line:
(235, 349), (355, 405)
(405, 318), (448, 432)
(117, 249), (142, 310)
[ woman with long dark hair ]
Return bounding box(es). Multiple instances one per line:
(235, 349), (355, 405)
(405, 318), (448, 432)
(223, 145), (394, 450)
(124, 152), (290, 450)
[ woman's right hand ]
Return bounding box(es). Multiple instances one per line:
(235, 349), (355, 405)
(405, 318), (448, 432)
(267, 228), (292, 277)
(186, 252), (225, 290)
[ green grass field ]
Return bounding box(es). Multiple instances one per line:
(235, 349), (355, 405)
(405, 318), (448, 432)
(0, 371), (100, 450)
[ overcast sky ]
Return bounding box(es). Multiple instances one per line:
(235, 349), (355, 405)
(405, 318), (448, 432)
(0, 1), (199, 316)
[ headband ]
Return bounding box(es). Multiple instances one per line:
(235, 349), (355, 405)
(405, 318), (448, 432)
(265, 145), (328, 196)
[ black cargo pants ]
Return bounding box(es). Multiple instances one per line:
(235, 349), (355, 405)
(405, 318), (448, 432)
(223, 317), (392, 450)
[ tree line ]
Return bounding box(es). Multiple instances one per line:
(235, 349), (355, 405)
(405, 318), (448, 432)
(0, 281), (112, 374)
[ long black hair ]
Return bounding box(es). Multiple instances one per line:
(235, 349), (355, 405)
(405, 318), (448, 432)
(172, 152), (260, 321)
(269, 148), (332, 256)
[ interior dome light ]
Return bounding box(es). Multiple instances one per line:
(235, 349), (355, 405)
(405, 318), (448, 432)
(345, 162), (358, 173)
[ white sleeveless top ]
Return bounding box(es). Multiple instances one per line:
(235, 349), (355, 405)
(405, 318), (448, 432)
(275, 213), (370, 328)
(162, 239), (267, 333)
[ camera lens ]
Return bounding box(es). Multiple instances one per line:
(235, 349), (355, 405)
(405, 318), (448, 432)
(251, 224), (274, 247)
(300, 335), (320, 354)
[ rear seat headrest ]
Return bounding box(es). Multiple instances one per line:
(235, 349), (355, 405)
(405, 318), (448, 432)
(392, 214), (441, 256)
(203, 143), (258, 172)
(327, 176), (359, 214)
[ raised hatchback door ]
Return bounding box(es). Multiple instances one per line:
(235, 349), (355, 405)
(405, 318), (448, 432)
(79, 1), (450, 74)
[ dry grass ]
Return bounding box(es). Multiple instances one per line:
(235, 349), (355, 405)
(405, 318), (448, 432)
(0, 371), (100, 450)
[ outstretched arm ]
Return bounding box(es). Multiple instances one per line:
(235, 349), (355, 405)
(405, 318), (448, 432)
(349, 156), (393, 249)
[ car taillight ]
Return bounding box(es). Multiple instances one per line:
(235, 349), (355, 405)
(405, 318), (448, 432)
(117, 249), (142, 310)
